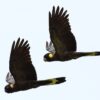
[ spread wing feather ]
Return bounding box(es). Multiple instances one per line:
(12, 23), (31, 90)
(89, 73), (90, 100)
(49, 6), (77, 56)
(9, 38), (37, 84)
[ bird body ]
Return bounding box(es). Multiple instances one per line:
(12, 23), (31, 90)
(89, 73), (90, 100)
(6, 76), (65, 93)
(44, 51), (100, 61)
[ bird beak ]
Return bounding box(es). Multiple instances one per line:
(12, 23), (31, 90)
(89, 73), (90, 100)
(44, 58), (47, 61)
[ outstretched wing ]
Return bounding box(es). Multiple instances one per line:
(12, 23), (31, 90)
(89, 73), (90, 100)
(9, 38), (37, 84)
(49, 6), (77, 56)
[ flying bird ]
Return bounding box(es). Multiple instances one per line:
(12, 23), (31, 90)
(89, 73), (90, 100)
(5, 38), (66, 93)
(44, 6), (100, 62)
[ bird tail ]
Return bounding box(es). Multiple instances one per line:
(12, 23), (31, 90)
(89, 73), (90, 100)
(83, 52), (100, 56)
(73, 51), (100, 59)
(36, 77), (66, 87)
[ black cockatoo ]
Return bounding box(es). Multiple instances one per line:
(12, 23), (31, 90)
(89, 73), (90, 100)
(5, 38), (66, 93)
(44, 6), (100, 61)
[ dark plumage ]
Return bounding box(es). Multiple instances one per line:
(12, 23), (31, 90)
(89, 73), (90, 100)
(5, 38), (66, 93)
(44, 6), (100, 61)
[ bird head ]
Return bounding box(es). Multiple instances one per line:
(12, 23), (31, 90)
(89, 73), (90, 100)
(44, 53), (58, 61)
(5, 84), (17, 93)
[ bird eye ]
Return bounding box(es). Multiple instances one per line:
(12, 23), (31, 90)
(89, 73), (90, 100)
(48, 53), (53, 58)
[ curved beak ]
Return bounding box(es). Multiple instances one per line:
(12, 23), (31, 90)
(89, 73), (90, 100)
(44, 58), (47, 61)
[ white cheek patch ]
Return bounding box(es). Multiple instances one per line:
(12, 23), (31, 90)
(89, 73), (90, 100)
(49, 53), (54, 58)
(10, 84), (14, 88)
(6, 72), (15, 84)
